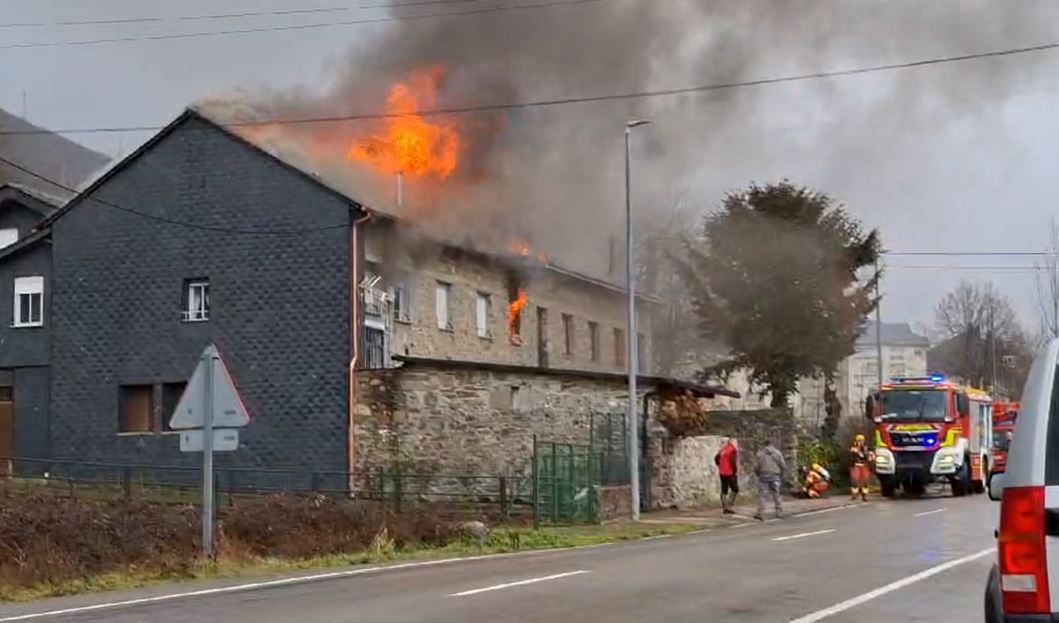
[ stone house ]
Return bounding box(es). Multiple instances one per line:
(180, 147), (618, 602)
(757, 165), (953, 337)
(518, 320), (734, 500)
(0, 107), (730, 498)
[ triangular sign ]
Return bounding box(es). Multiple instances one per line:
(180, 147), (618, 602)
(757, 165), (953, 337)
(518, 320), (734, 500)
(168, 344), (250, 430)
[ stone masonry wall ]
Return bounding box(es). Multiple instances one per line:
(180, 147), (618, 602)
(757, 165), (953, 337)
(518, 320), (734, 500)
(363, 222), (656, 375)
(354, 365), (633, 480)
(647, 408), (799, 509)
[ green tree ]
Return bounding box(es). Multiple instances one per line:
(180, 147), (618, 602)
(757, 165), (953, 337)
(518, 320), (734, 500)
(682, 181), (880, 407)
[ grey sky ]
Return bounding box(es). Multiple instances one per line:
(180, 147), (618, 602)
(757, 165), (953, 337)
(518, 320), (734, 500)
(3, 0), (1059, 333)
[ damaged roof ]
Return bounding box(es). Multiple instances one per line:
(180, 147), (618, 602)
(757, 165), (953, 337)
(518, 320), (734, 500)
(391, 355), (740, 398)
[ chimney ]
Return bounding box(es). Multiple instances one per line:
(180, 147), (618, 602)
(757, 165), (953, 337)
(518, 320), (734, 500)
(608, 235), (619, 276)
(395, 171), (404, 210)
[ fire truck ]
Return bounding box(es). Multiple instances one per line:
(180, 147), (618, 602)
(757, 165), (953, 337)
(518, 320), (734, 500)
(990, 401), (1018, 477)
(865, 375), (993, 497)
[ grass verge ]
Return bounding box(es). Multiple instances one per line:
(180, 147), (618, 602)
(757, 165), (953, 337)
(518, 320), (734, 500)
(0, 522), (701, 603)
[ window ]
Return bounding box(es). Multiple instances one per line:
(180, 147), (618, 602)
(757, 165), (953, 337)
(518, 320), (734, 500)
(119, 385), (154, 434)
(161, 383), (186, 433)
(614, 327), (625, 367)
(0, 229), (17, 249)
(391, 276), (412, 323)
(588, 322), (600, 361)
(13, 276), (43, 327)
(183, 278), (209, 322)
(562, 314), (574, 357)
(476, 292), (492, 338)
(436, 282), (452, 330)
(363, 326), (387, 369)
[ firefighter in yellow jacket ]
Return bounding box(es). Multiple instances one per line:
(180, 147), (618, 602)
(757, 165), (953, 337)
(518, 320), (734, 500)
(850, 434), (874, 501)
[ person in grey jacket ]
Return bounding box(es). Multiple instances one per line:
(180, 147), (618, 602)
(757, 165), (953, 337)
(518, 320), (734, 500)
(754, 438), (787, 521)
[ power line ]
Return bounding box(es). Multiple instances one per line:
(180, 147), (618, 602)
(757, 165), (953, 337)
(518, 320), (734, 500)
(884, 251), (1048, 257)
(0, 0), (606, 50)
(3, 39), (1058, 137)
(0, 154), (351, 235)
(0, 0), (484, 29)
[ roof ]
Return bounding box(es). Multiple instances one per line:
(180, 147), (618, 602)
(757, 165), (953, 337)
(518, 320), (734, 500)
(36, 108), (365, 231)
(0, 183), (62, 216)
(0, 228), (50, 263)
(390, 355), (740, 398)
(856, 321), (930, 348)
(0, 108), (110, 198)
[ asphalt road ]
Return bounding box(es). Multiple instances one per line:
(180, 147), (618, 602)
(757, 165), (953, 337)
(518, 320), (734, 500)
(0, 492), (999, 623)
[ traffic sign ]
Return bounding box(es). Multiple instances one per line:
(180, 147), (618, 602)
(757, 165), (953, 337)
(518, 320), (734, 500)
(180, 429), (239, 453)
(168, 344), (250, 430)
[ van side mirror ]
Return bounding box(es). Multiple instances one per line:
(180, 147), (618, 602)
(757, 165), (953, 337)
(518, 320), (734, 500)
(988, 472), (1006, 502)
(956, 393), (970, 418)
(864, 395), (875, 419)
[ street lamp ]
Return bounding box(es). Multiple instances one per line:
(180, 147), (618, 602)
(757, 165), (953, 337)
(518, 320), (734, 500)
(625, 118), (650, 521)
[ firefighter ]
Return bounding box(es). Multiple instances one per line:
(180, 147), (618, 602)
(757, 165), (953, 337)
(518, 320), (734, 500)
(850, 433), (874, 501)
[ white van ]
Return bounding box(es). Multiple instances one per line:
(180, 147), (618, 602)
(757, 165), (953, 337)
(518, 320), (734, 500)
(986, 338), (1059, 622)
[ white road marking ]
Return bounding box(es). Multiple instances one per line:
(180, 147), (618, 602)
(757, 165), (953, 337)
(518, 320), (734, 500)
(0, 546), (608, 622)
(449, 570), (589, 597)
(771, 529), (836, 542)
(914, 508), (948, 517)
(792, 504), (860, 517)
(787, 547), (995, 623)
(732, 522), (755, 529)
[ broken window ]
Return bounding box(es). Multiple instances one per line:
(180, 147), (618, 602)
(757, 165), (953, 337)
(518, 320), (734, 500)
(363, 326), (387, 369)
(562, 313), (574, 357)
(588, 321), (600, 362)
(637, 333), (646, 373)
(614, 327), (625, 367)
(391, 275), (412, 323)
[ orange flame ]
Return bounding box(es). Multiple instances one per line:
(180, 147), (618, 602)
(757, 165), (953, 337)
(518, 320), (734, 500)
(509, 239), (549, 264)
(507, 288), (528, 340)
(348, 66), (460, 179)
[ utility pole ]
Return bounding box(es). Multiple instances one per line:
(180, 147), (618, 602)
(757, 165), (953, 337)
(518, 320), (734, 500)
(990, 306), (1000, 397)
(201, 351), (216, 557)
(875, 257), (884, 385)
(624, 119), (650, 521)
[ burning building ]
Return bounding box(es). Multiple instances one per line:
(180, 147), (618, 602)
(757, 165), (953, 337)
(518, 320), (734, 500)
(0, 102), (735, 506)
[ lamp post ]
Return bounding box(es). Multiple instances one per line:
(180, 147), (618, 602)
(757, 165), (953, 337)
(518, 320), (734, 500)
(625, 119), (650, 520)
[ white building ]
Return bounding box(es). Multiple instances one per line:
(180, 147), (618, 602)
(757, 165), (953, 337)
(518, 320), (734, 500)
(794, 322), (930, 431)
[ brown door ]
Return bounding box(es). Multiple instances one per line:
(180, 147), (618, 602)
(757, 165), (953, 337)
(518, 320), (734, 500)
(537, 306), (549, 368)
(0, 387), (12, 475)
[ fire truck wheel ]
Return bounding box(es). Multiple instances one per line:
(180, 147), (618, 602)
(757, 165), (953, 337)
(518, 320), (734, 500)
(951, 462), (971, 497)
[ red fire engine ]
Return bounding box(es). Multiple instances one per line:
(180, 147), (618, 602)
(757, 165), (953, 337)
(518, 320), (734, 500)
(865, 375), (993, 497)
(990, 401), (1018, 478)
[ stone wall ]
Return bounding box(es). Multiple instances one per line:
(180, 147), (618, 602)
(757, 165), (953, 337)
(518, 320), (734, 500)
(362, 222), (657, 375)
(354, 363), (633, 479)
(646, 408), (799, 509)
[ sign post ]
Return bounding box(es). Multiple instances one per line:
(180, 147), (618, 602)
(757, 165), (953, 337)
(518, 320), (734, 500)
(169, 344), (250, 558)
(202, 351), (215, 557)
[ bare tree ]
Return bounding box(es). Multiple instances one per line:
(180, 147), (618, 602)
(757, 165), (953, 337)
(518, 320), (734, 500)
(1035, 220), (1059, 340)
(934, 280), (1029, 396)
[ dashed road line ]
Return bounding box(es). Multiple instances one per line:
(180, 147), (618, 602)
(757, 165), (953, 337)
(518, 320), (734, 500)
(787, 548), (995, 622)
(771, 529), (836, 542)
(449, 570), (590, 597)
(913, 508), (948, 517)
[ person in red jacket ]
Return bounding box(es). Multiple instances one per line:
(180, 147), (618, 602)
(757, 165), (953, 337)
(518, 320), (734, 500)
(715, 437), (740, 514)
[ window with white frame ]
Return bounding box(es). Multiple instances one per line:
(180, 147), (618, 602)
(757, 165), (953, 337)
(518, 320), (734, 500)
(476, 292), (492, 338)
(13, 276), (43, 327)
(0, 229), (18, 249)
(183, 279), (210, 322)
(436, 282), (452, 330)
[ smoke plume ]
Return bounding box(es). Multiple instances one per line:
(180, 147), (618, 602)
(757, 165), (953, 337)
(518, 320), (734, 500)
(199, 0), (1056, 277)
